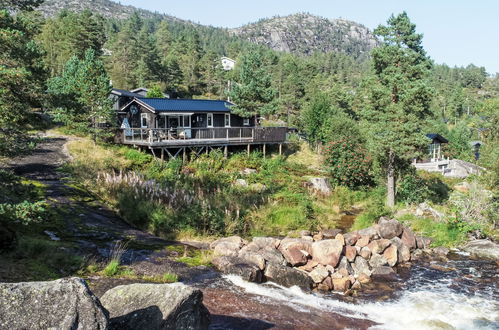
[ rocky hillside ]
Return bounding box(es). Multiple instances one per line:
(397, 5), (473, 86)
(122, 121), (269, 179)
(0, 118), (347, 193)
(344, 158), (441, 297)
(37, 0), (180, 21)
(231, 13), (378, 57)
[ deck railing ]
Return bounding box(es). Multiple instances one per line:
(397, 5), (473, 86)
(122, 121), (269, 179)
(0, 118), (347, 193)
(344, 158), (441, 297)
(121, 127), (287, 145)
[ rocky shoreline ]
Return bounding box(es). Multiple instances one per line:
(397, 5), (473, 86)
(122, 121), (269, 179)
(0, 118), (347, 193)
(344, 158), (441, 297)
(210, 217), (447, 293)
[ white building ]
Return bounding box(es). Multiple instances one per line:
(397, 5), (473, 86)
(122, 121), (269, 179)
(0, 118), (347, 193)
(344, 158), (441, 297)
(221, 57), (236, 71)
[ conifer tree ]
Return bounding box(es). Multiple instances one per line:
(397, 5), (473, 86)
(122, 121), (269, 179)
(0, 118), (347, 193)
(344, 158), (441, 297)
(359, 12), (433, 207)
(229, 50), (277, 118)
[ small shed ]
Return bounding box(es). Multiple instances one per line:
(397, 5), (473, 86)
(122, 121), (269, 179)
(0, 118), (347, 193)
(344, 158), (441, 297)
(426, 133), (448, 161)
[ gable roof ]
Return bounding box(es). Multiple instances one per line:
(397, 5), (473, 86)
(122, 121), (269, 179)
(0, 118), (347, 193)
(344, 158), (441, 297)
(134, 98), (234, 113)
(426, 133), (448, 144)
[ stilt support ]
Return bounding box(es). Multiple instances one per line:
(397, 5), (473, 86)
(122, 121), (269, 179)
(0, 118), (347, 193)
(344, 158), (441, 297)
(247, 144), (250, 156)
(263, 144), (266, 157)
(279, 143), (282, 156)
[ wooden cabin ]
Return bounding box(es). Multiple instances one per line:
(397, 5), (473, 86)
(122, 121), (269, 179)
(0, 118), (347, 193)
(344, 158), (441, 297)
(112, 89), (287, 158)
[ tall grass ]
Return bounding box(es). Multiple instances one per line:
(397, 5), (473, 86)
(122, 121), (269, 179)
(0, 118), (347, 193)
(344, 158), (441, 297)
(103, 240), (128, 276)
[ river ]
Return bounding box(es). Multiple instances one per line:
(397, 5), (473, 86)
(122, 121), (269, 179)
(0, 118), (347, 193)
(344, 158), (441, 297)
(200, 251), (498, 329)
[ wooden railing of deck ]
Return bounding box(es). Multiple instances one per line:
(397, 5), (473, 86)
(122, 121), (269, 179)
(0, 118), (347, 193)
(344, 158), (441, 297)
(121, 127), (287, 145)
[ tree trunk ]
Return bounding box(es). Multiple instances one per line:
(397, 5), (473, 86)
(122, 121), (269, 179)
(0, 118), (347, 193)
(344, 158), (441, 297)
(386, 150), (396, 208)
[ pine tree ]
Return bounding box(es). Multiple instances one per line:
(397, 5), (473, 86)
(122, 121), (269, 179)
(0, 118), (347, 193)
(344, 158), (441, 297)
(0, 2), (46, 155)
(359, 12), (433, 207)
(48, 49), (112, 138)
(229, 50), (277, 118)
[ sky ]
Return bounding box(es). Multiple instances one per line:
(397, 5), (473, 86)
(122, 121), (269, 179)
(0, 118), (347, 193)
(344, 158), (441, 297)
(119, 0), (499, 73)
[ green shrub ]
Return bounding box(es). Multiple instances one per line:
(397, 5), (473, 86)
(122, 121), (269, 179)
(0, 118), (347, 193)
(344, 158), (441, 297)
(324, 138), (372, 188)
(397, 171), (450, 204)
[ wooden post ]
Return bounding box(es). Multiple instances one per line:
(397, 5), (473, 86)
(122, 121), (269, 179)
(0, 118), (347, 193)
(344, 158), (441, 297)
(161, 148), (164, 161)
(183, 147), (187, 162)
(279, 143), (282, 156)
(206, 146), (209, 155)
(247, 144), (250, 156)
(224, 145), (228, 159)
(263, 144), (266, 158)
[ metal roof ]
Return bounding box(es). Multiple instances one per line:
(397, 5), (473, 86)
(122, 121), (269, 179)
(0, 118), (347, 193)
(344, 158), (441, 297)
(136, 98), (234, 113)
(426, 133), (448, 143)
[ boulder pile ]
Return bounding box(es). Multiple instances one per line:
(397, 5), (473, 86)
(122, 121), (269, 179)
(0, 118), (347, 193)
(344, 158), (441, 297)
(211, 217), (435, 293)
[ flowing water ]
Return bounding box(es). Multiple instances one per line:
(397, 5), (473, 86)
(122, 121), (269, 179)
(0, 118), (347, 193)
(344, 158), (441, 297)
(200, 252), (498, 329)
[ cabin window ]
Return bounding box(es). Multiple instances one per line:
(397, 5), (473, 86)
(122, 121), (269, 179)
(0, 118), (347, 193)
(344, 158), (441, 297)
(225, 113), (231, 127)
(141, 113), (148, 128)
(207, 113), (213, 127)
(243, 118), (250, 126)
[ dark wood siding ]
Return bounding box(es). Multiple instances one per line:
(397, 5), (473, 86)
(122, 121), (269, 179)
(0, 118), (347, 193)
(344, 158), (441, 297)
(213, 114), (225, 127)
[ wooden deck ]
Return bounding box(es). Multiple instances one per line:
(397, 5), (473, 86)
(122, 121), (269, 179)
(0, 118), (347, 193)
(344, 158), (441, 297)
(119, 127), (288, 147)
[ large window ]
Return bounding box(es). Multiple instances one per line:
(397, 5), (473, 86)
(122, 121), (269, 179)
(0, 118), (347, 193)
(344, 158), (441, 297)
(207, 113), (213, 127)
(224, 113), (231, 127)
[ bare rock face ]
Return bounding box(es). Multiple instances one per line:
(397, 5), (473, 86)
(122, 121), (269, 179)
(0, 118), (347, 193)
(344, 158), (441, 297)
(312, 239), (344, 267)
(279, 238), (312, 266)
(212, 256), (263, 283)
(371, 266), (396, 278)
(383, 245), (398, 267)
(377, 218), (403, 239)
(0, 278), (108, 330)
(401, 227), (417, 250)
(264, 263), (313, 290)
(100, 283), (210, 330)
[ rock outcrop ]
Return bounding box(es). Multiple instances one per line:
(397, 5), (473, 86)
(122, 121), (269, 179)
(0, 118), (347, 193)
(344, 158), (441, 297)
(100, 283), (210, 330)
(0, 277), (108, 330)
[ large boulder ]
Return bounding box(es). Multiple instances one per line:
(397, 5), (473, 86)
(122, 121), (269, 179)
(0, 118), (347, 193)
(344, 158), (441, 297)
(279, 238), (312, 266)
(390, 237), (411, 263)
(352, 256), (371, 276)
(383, 245), (398, 267)
(309, 264), (329, 283)
(357, 226), (379, 240)
(308, 177), (332, 195)
(321, 229), (342, 239)
(463, 240), (499, 260)
(401, 227), (417, 250)
(251, 237), (281, 249)
(367, 239), (391, 255)
(369, 254), (388, 268)
(238, 250), (266, 270)
(212, 256), (263, 282)
(0, 277), (108, 330)
(377, 218), (403, 239)
(311, 239), (343, 267)
(211, 236), (247, 257)
(100, 283), (210, 330)
(264, 263), (313, 290)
